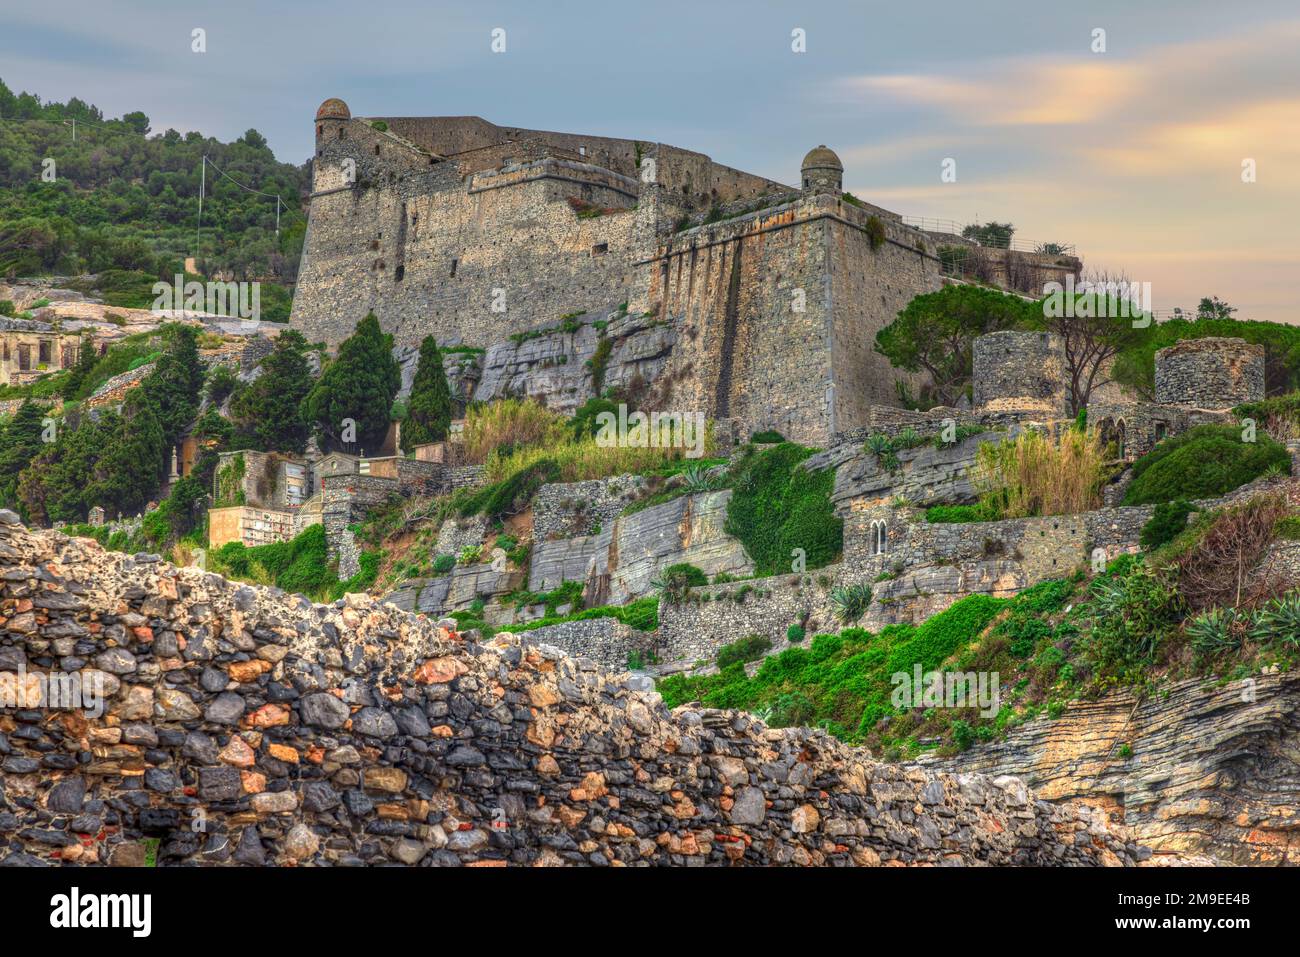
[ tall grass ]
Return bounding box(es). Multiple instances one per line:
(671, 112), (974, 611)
(973, 427), (1107, 519)
(462, 398), (567, 464)
(485, 428), (714, 485)
(463, 395), (716, 486)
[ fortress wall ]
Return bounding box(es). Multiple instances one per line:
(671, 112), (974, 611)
(648, 205), (835, 444)
(372, 116), (786, 208)
(294, 131), (643, 348)
(828, 212), (940, 433)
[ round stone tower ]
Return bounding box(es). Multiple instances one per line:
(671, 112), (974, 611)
(972, 330), (1069, 413)
(1154, 337), (1265, 408)
(801, 145), (843, 195)
(315, 97), (351, 142)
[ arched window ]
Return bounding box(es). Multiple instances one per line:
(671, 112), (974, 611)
(869, 519), (888, 556)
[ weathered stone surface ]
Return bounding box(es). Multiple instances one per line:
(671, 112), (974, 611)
(529, 489), (753, 603)
(929, 673), (1300, 865)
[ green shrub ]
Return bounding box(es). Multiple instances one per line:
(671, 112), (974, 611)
(716, 635), (774, 669)
(652, 562), (708, 603)
(210, 524), (336, 600)
(1250, 592), (1300, 646)
(786, 624), (806, 643)
(1140, 499), (1196, 550)
(513, 594), (659, 635)
(458, 544), (482, 565)
(864, 215), (886, 250)
(725, 443), (842, 576)
(1275, 515), (1300, 540)
(458, 458), (561, 519)
(925, 503), (994, 524)
(432, 554), (456, 574)
(750, 430), (785, 443)
(680, 462), (725, 494)
(1083, 564), (1182, 676)
(1122, 425), (1290, 505)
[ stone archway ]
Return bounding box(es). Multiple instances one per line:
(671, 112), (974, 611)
(1098, 417), (1126, 460)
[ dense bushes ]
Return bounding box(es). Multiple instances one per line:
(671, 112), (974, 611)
(716, 635), (774, 669)
(658, 592), (1005, 745)
(724, 443), (842, 576)
(1081, 563), (1183, 682)
(456, 458), (562, 520)
(209, 524), (377, 602)
(1122, 424), (1290, 505)
(1140, 499), (1196, 550)
(924, 503), (994, 524)
(652, 563), (708, 603)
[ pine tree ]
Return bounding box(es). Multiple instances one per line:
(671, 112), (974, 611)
(230, 329), (313, 452)
(301, 313), (400, 454)
(0, 400), (47, 514)
(60, 333), (98, 399)
(401, 335), (453, 452)
(144, 323), (204, 446)
(88, 390), (164, 517)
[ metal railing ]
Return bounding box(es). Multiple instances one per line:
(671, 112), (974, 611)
(901, 216), (1075, 254)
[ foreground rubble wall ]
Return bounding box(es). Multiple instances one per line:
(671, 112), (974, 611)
(0, 518), (1143, 866)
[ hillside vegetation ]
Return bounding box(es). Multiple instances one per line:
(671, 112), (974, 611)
(0, 77), (308, 283)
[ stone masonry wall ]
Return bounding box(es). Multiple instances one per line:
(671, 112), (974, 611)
(1154, 337), (1265, 409)
(972, 331), (1070, 414)
(0, 517), (1144, 866)
(531, 475), (647, 542)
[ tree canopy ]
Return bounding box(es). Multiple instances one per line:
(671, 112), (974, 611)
(874, 283), (1034, 407)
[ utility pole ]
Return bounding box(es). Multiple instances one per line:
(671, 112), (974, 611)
(196, 155), (206, 262)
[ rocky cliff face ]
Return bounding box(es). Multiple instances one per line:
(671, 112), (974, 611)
(0, 517), (1145, 867)
(927, 674), (1300, 865)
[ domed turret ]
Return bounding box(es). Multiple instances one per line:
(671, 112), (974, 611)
(316, 98), (351, 121)
(801, 145), (843, 195)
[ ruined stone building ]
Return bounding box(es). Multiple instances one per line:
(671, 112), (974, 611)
(0, 317), (85, 387)
(292, 99), (1079, 445)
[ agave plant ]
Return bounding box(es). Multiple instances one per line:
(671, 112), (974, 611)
(896, 426), (923, 449)
(829, 583), (873, 623)
(681, 462), (724, 494)
(1251, 592), (1300, 646)
(864, 433), (893, 456)
(1185, 607), (1249, 655)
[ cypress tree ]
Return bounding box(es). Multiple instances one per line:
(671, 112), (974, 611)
(0, 400), (48, 514)
(145, 323), (204, 446)
(301, 313), (400, 454)
(230, 329), (313, 452)
(401, 335), (453, 452)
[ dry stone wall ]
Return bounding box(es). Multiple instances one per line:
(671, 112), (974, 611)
(0, 516), (1145, 867)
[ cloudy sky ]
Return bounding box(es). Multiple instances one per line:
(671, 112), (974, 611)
(3, 0), (1296, 322)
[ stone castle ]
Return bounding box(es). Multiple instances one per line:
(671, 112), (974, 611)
(291, 99), (1080, 445)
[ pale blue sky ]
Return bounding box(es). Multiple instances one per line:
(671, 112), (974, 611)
(3, 0), (1297, 321)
